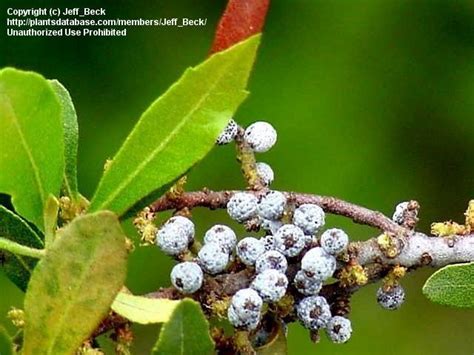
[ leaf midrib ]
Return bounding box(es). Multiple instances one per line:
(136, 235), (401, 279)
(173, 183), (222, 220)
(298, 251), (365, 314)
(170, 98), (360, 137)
(1, 90), (46, 208)
(94, 58), (236, 212)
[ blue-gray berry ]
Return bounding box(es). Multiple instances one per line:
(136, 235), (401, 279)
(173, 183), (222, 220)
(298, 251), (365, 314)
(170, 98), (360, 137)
(216, 119), (238, 145)
(198, 242), (229, 274)
(236, 237), (265, 266)
(293, 204), (325, 235)
(258, 191), (286, 220)
(320, 228), (349, 255)
(227, 192), (258, 222)
(256, 162), (274, 186)
(204, 224), (237, 253)
(170, 262), (203, 294)
(165, 216), (195, 243)
(227, 304), (260, 330)
(274, 224), (305, 257)
(377, 285), (405, 310)
(251, 269), (288, 302)
(255, 250), (288, 274)
(244, 121), (277, 153)
(326, 316), (352, 343)
(156, 223), (189, 256)
(294, 270), (322, 296)
(301, 247), (336, 280)
(297, 296), (332, 330)
(230, 288), (263, 319)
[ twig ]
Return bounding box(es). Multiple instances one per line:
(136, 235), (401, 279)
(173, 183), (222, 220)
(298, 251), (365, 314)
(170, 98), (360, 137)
(150, 189), (402, 234)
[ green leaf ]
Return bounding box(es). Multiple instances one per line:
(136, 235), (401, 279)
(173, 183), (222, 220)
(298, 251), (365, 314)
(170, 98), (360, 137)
(422, 262), (474, 308)
(23, 211), (128, 355)
(0, 68), (64, 231)
(152, 299), (214, 355)
(89, 35), (260, 217)
(0, 205), (43, 291)
(111, 292), (180, 324)
(49, 80), (79, 201)
(0, 326), (14, 355)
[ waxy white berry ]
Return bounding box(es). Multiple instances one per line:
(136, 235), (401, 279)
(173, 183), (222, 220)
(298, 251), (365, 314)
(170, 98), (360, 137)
(170, 262), (203, 294)
(293, 204), (325, 235)
(244, 121), (277, 153)
(227, 192), (258, 222)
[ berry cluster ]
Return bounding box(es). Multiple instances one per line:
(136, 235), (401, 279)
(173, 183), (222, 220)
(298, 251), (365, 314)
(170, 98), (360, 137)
(153, 121), (407, 347)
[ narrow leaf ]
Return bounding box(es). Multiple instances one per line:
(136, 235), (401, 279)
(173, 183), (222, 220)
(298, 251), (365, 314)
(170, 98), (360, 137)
(89, 35), (260, 217)
(111, 292), (180, 324)
(23, 211), (128, 355)
(49, 80), (80, 201)
(0, 68), (64, 231)
(152, 299), (214, 355)
(422, 262), (474, 308)
(0, 205), (43, 291)
(0, 326), (14, 355)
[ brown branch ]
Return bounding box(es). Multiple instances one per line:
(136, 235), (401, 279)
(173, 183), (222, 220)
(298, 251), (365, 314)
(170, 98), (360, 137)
(149, 189), (402, 234)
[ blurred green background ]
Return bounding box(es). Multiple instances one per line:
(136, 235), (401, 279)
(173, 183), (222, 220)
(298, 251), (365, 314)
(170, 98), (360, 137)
(1, 0), (474, 354)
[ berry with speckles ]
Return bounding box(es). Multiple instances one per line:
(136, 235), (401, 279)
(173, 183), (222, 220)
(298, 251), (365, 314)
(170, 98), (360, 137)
(320, 228), (349, 255)
(293, 204), (325, 235)
(251, 269), (288, 302)
(294, 270), (323, 296)
(326, 316), (352, 344)
(244, 121), (277, 153)
(216, 119), (238, 145)
(377, 285), (405, 310)
(227, 192), (259, 222)
(274, 224), (305, 257)
(301, 247), (336, 281)
(392, 201), (410, 225)
(156, 223), (189, 256)
(204, 224), (237, 253)
(256, 162), (274, 186)
(258, 191), (286, 220)
(255, 250), (288, 274)
(170, 262), (203, 294)
(198, 242), (229, 274)
(164, 215), (195, 243)
(236, 237), (266, 266)
(297, 296), (332, 330)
